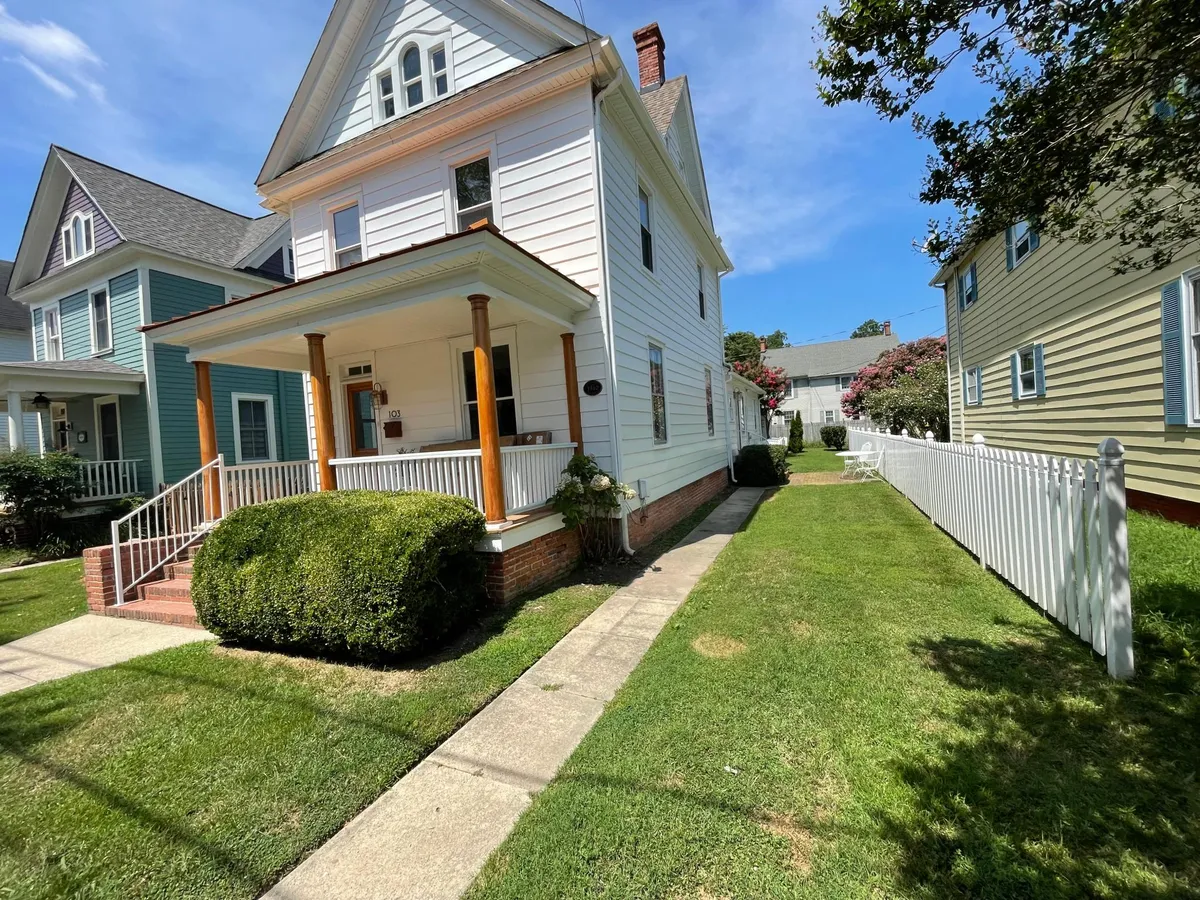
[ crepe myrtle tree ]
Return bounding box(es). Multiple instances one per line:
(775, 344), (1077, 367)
(732, 359), (789, 422)
(816, 0), (1200, 273)
(843, 337), (948, 434)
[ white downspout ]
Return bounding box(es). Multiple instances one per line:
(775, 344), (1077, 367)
(591, 71), (635, 555)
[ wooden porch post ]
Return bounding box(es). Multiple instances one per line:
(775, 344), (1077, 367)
(470, 294), (507, 524)
(305, 333), (337, 492)
(561, 333), (584, 456)
(193, 361), (220, 519)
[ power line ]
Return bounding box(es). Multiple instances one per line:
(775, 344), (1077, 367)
(788, 302), (945, 347)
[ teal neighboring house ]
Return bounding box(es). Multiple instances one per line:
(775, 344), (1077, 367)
(1, 146), (308, 499)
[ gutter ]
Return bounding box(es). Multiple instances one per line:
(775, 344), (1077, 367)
(591, 69), (635, 556)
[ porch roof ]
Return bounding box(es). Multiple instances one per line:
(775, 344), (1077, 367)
(0, 360), (144, 399)
(142, 224), (595, 370)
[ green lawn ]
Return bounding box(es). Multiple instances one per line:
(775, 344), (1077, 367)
(468, 486), (1200, 899)
(0, 546), (36, 569)
(0, 560), (87, 644)
(0, 497), (727, 900)
(787, 446), (846, 473)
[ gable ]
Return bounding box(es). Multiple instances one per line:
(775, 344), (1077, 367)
(42, 180), (121, 278)
(662, 86), (711, 225)
(312, 0), (566, 157)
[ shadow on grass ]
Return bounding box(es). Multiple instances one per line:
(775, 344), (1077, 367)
(883, 618), (1200, 899)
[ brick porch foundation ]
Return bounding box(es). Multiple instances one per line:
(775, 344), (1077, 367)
(626, 468), (730, 550)
(483, 526), (582, 604)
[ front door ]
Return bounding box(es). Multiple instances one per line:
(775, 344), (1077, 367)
(345, 381), (379, 456)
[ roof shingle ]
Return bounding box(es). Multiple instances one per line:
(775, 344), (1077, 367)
(763, 334), (901, 379)
(0, 260), (28, 332)
(640, 75), (685, 134)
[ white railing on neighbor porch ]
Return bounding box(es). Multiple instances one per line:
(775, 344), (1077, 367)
(110, 457), (220, 604)
(502, 443), (576, 513)
(849, 427), (1134, 679)
(76, 460), (141, 502)
(223, 460), (318, 513)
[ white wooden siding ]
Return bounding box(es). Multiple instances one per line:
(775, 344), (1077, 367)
(314, 0), (560, 155)
(600, 107), (728, 503)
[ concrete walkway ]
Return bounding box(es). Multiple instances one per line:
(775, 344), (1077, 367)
(0, 615), (214, 695)
(265, 487), (764, 900)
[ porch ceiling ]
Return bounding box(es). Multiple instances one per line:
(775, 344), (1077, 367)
(143, 225), (595, 371)
(0, 360), (144, 401)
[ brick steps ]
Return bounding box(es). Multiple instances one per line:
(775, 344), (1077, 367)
(139, 578), (193, 602)
(104, 598), (200, 628)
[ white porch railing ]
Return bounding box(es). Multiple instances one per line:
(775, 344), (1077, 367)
(332, 450), (485, 507)
(502, 443), (576, 513)
(849, 428), (1134, 678)
(224, 460), (318, 512)
(77, 460), (141, 502)
(110, 457), (220, 604)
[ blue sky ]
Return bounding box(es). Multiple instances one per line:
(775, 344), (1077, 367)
(0, 0), (948, 346)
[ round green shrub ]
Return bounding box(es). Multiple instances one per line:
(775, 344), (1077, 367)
(191, 491), (487, 661)
(734, 444), (791, 486)
(820, 425), (848, 450)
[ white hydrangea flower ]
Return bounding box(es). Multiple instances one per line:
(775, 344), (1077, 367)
(590, 474), (612, 491)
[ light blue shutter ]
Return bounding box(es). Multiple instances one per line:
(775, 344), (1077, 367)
(1005, 227), (1016, 271)
(969, 262), (978, 305)
(1162, 280), (1188, 425)
(975, 366), (983, 405)
(961, 370), (968, 404)
(1034, 344), (1046, 396)
(1010, 353), (1020, 398)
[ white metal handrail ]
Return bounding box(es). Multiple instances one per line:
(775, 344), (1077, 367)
(502, 443), (576, 513)
(224, 460), (317, 512)
(850, 427), (1133, 678)
(110, 456), (221, 605)
(77, 459), (141, 501)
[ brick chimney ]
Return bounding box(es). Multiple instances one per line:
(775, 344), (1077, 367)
(759, 337), (768, 353)
(883, 320), (892, 336)
(633, 23), (666, 91)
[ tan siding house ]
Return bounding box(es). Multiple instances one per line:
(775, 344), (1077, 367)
(938, 216), (1200, 522)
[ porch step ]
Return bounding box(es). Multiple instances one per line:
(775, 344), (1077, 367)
(139, 578), (194, 603)
(105, 598), (200, 629)
(167, 560), (194, 581)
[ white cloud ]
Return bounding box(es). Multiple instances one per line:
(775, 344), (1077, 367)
(0, 3), (104, 102)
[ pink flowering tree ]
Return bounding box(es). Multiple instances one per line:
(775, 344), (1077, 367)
(842, 337), (949, 437)
(732, 359), (788, 425)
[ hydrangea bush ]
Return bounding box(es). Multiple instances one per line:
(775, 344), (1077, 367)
(551, 455), (636, 561)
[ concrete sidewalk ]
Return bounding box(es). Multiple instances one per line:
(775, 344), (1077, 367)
(0, 615), (214, 695)
(265, 487), (764, 900)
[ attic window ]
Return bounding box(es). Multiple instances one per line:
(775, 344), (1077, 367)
(378, 70), (396, 120)
(402, 46), (423, 109)
(63, 212), (94, 266)
(431, 46), (448, 97)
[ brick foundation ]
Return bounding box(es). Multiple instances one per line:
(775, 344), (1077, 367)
(1128, 488), (1200, 528)
(627, 468), (730, 550)
(484, 526), (582, 605)
(83, 538), (177, 613)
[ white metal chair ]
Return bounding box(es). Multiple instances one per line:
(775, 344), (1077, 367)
(842, 442), (871, 479)
(854, 448), (885, 481)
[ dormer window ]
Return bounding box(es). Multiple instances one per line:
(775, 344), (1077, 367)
(63, 212), (94, 265)
(402, 46), (423, 108)
(378, 70), (396, 120)
(431, 45), (448, 97)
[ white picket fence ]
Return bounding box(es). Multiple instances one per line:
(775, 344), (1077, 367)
(849, 428), (1134, 679)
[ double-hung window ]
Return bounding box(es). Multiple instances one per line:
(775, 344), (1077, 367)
(697, 263), (706, 319)
(44, 307), (62, 361)
(705, 367), (715, 436)
(430, 45), (449, 97)
(454, 158), (493, 231)
(378, 69), (397, 120)
(1011, 345), (1046, 399)
(461, 344), (517, 439)
(401, 46), (423, 108)
(62, 213), (94, 265)
(838, 375), (853, 392)
(964, 366), (983, 406)
(648, 343), (667, 443)
(958, 262), (978, 309)
(233, 395), (276, 464)
(1007, 220), (1039, 269)
(90, 286), (112, 354)
(824, 410), (836, 425)
(639, 187), (654, 271)
(332, 204), (363, 269)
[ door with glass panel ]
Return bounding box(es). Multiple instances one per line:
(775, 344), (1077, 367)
(460, 344), (518, 440)
(345, 381), (379, 457)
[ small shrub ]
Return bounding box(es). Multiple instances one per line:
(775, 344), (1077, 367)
(820, 425), (848, 450)
(787, 417), (805, 454)
(734, 444), (790, 486)
(0, 451), (83, 548)
(551, 455), (635, 561)
(192, 491), (488, 661)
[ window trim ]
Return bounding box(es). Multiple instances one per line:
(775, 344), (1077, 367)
(824, 410), (836, 426)
(958, 261), (978, 310)
(452, 156), (495, 231)
(1016, 345), (1039, 399)
(638, 183), (655, 272)
(442, 137), (501, 232)
(323, 190), (367, 271)
(400, 43), (424, 110)
(1183, 269), (1200, 426)
(648, 340), (669, 446)
(231, 393), (278, 465)
(42, 302), (62, 361)
(429, 43), (449, 98)
(62, 212), (95, 267)
(837, 375), (853, 392)
(93, 395), (123, 461)
(449, 325), (522, 441)
(283, 241), (295, 279)
(370, 32), (454, 125)
(705, 366), (715, 436)
(1008, 220), (1039, 269)
(88, 281), (113, 355)
(964, 365), (983, 406)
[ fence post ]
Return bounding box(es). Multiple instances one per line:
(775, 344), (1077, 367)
(972, 434), (987, 569)
(925, 431), (935, 443)
(901, 428), (909, 438)
(1098, 438), (1134, 679)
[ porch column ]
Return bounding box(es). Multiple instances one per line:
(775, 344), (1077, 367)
(469, 294), (507, 524)
(6, 391), (24, 452)
(561, 333), (584, 456)
(193, 361), (220, 519)
(305, 333), (337, 492)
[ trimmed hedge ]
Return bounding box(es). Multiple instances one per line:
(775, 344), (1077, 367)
(734, 444), (791, 486)
(191, 491), (487, 661)
(820, 425), (848, 450)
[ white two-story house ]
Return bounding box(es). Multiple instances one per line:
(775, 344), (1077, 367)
(125, 1), (734, 608)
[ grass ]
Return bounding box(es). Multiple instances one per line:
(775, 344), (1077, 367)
(0, 546), (35, 570)
(786, 445), (846, 474)
(0, 494), (728, 900)
(0, 560), (87, 644)
(468, 485), (1200, 899)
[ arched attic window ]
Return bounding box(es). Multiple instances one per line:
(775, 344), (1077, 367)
(62, 211), (94, 265)
(402, 45), (423, 109)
